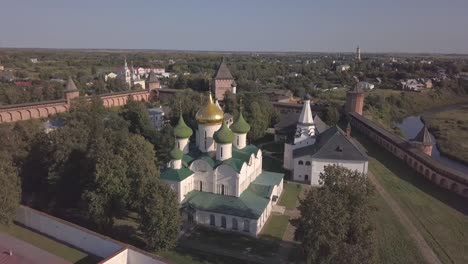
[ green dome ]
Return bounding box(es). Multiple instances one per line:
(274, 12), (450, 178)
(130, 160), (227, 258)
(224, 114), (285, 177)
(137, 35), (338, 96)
(174, 114), (193, 139)
(213, 121), (235, 144)
(230, 112), (250, 134)
(169, 145), (183, 160)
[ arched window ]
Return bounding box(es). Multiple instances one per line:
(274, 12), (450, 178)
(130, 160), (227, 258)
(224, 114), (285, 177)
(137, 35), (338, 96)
(237, 136), (239, 146)
(243, 220), (250, 232)
(221, 184), (225, 195)
(221, 216), (226, 228)
(305, 175), (309, 181)
(305, 161), (311, 166)
(232, 218), (238, 230)
(210, 214), (215, 226)
(220, 147), (223, 158)
(199, 181), (203, 192)
(298, 160), (304, 165)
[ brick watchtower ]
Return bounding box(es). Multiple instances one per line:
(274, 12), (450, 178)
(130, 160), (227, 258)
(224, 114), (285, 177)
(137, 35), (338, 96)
(211, 58), (236, 101)
(410, 124), (433, 156)
(345, 82), (365, 115)
(64, 77), (80, 105)
(146, 72), (161, 91)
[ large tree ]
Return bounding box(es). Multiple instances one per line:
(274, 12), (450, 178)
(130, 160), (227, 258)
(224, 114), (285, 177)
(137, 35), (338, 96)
(0, 154), (21, 225)
(292, 165), (375, 264)
(139, 178), (180, 251)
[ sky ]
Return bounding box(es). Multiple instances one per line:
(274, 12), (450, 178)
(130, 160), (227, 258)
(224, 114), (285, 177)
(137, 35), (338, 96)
(1, 0), (468, 53)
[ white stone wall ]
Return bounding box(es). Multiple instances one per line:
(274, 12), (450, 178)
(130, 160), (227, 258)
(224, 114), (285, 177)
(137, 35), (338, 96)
(194, 210), (259, 236)
(197, 123), (221, 152)
(216, 143), (232, 161)
(176, 138), (189, 154)
(214, 165), (238, 196)
(296, 159), (368, 186)
(233, 133), (247, 149)
(283, 139), (316, 170)
(101, 248), (128, 264)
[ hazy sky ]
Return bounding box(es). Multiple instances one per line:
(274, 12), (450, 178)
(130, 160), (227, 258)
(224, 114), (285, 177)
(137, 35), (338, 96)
(1, 0), (467, 53)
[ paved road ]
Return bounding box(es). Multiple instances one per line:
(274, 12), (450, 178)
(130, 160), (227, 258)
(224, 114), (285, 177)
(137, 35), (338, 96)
(368, 172), (442, 264)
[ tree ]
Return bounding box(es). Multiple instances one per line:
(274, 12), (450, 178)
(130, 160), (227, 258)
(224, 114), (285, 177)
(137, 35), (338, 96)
(292, 165), (375, 264)
(0, 154), (21, 225)
(139, 178), (180, 251)
(324, 106), (340, 126)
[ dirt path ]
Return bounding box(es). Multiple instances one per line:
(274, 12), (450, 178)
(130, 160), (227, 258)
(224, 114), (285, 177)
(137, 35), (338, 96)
(368, 172), (442, 264)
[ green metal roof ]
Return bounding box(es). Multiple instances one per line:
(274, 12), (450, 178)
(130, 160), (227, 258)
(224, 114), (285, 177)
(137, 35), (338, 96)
(182, 170), (284, 219)
(169, 145), (183, 160)
(161, 167), (193, 182)
(174, 114), (193, 139)
(230, 112), (250, 134)
(213, 121), (235, 144)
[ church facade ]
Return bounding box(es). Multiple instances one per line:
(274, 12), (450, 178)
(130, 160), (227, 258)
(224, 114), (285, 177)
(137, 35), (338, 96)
(283, 98), (368, 185)
(161, 93), (284, 236)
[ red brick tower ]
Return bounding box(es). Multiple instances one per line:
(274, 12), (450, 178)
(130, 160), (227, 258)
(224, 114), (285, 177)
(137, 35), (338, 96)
(411, 125), (433, 156)
(64, 77), (80, 105)
(345, 83), (365, 115)
(211, 58), (236, 101)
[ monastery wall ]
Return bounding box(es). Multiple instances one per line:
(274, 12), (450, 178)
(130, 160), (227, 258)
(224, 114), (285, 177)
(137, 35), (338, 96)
(349, 112), (468, 198)
(0, 90), (152, 124)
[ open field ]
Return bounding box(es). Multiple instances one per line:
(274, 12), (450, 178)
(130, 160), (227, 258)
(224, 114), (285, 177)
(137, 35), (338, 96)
(424, 106), (468, 164)
(355, 132), (468, 264)
(278, 182), (303, 210)
(0, 223), (100, 264)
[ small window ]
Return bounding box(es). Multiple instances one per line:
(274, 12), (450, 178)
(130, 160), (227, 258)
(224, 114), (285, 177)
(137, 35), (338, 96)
(305, 161), (311, 166)
(298, 160), (304, 165)
(243, 220), (250, 232)
(221, 147), (223, 158)
(210, 214), (215, 226)
(232, 218), (238, 230)
(221, 216), (226, 228)
(221, 184), (225, 195)
(199, 181), (203, 192)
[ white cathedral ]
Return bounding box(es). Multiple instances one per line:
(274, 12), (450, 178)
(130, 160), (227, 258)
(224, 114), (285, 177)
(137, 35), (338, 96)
(161, 93), (284, 236)
(283, 98), (368, 185)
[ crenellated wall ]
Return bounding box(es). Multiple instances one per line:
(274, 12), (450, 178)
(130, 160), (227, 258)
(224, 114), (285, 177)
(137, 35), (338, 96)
(0, 90), (152, 124)
(348, 112), (468, 198)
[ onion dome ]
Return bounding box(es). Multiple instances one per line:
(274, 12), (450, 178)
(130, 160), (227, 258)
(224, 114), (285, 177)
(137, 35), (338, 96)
(230, 112), (250, 134)
(196, 93), (224, 125)
(213, 121), (235, 144)
(174, 113), (193, 139)
(169, 145), (183, 160)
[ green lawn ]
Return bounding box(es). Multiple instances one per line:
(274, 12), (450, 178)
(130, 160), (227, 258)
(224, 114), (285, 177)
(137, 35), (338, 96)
(278, 182), (303, 209)
(160, 247), (244, 264)
(260, 214), (290, 240)
(0, 223), (100, 264)
(372, 192), (426, 264)
(356, 133), (468, 264)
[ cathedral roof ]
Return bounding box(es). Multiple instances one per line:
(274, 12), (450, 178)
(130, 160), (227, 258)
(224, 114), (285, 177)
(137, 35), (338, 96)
(169, 145), (183, 160)
(411, 125), (433, 146)
(293, 126), (368, 161)
(174, 114), (193, 139)
(214, 59), (234, 80)
(196, 93), (224, 125)
(182, 171), (283, 219)
(230, 112), (250, 134)
(65, 77), (78, 92)
(161, 167), (193, 181)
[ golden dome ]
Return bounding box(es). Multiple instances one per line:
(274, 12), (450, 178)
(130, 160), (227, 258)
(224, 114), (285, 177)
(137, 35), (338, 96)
(196, 93), (224, 125)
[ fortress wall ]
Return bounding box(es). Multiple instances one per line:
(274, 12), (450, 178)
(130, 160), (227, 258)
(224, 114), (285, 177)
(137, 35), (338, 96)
(349, 112), (468, 198)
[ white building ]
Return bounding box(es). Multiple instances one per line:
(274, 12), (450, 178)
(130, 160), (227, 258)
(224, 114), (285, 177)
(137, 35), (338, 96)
(104, 72), (118, 82)
(161, 93), (284, 236)
(283, 99), (368, 185)
(336, 65), (351, 72)
(148, 107), (167, 131)
(357, 81), (375, 90)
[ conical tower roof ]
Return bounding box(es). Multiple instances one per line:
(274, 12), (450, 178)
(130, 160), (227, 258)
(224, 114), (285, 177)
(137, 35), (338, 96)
(213, 121), (235, 144)
(169, 144), (183, 160)
(147, 71), (159, 82)
(65, 77), (78, 92)
(214, 59), (233, 80)
(230, 112), (250, 134)
(174, 113), (193, 139)
(412, 125), (433, 146)
(298, 99), (314, 125)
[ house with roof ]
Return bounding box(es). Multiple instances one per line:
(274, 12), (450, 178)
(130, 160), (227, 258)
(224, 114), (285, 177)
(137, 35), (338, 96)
(283, 98), (368, 185)
(161, 93), (283, 236)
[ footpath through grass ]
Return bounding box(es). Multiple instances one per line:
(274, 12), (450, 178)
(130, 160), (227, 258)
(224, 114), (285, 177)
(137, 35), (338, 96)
(356, 133), (468, 264)
(0, 223), (100, 264)
(278, 182), (302, 209)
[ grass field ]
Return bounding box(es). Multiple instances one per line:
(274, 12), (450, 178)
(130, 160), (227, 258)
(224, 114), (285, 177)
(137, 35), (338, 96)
(259, 214), (290, 240)
(160, 247), (244, 264)
(0, 223), (100, 264)
(424, 106), (468, 164)
(278, 182), (303, 209)
(356, 133), (468, 264)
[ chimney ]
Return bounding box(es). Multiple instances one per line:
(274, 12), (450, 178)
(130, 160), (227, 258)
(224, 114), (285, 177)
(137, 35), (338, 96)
(346, 122), (352, 137)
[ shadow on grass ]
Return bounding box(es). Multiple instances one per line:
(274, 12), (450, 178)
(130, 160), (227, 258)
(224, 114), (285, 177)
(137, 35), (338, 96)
(353, 131), (468, 216)
(75, 255), (102, 264)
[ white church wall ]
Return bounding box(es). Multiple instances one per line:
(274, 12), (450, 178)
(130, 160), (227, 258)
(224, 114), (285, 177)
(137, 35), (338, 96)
(310, 159), (368, 186)
(194, 210), (259, 236)
(190, 160), (215, 193)
(214, 165), (238, 196)
(293, 157), (313, 183)
(198, 123), (222, 152)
